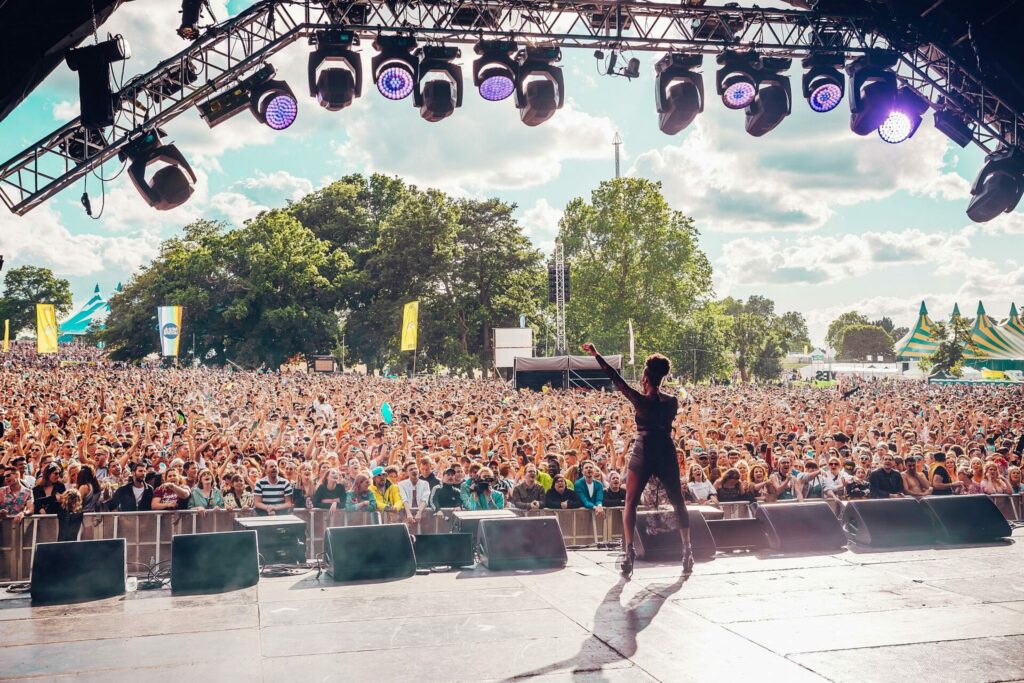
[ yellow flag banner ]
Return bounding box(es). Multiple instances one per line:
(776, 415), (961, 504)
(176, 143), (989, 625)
(36, 304), (58, 354)
(401, 300), (419, 352)
(3, 319), (8, 353)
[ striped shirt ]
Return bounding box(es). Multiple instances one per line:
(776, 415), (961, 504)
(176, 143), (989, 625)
(254, 477), (293, 506)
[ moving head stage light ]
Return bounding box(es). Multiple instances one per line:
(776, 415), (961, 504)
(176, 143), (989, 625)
(373, 35), (419, 101)
(655, 52), (704, 135)
(515, 45), (565, 127)
(802, 53), (845, 113)
(308, 31), (362, 111)
(414, 45), (463, 122)
(119, 129), (196, 210)
(846, 50), (898, 136)
(198, 64), (297, 130)
(967, 147), (1024, 223)
(716, 50), (792, 136)
(65, 35), (131, 130)
(473, 40), (518, 102)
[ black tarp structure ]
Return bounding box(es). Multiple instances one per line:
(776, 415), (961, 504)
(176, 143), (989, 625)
(514, 354), (623, 391)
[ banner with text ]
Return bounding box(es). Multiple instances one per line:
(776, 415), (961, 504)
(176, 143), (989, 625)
(401, 301), (419, 352)
(158, 306), (183, 357)
(36, 304), (58, 354)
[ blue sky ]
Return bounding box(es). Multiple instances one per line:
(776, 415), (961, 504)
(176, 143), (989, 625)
(2, 0), (1023, 346)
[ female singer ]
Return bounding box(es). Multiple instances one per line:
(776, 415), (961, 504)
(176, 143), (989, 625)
(581, 342), (692, 578)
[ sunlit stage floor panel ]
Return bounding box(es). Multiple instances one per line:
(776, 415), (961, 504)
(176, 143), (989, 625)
(1, 529), (1023, 682)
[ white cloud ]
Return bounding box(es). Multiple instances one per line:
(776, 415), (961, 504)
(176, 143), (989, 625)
(718, 229), (971, 287)
(631, 105), (970, 233)
(52, 101), (79, 120)
(978, 211), (1024, 235)
(518, 199), (562, 254)
(0, 204), (160, 277)
(333, 96), (617, 195)
(208, 191), (269, 226)
(236, 170), (313, 201)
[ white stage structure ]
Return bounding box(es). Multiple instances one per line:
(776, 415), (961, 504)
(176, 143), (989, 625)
(494, 328), (534, 369)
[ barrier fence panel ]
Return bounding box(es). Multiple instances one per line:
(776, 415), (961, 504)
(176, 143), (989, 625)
(1, 495), (1019, 583)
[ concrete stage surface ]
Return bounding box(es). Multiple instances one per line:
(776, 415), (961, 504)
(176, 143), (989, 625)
(2, 530), (1023, 683)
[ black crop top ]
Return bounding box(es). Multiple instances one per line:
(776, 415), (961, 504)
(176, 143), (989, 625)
(595, 354), (678, 434)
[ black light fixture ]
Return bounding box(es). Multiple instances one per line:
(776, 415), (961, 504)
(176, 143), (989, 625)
(59, 128), (106, 162)
(515, 45), (565, 127)
(802, 53), (845, 113)
(372, 35), (419, 101)
(877, 87), (929, 144)
(65, 35), (131, 130)
(966, 147), (1024, 223)
(745, 56), (791, 137)
(178, 0), (204, 40)
(715, 50), (758, 110)
(846, 50), (898, 136)
(933, 109), (973, 148)
(197, 65), (297, 130)
(473, 40), (519, 102)
(414, 45), (463, 122)
(654, 52), (704, 135)
(119, 129), (197, 211)
(308, 31), (363, 111)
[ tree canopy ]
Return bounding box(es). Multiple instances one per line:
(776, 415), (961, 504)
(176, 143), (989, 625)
(0, 265), (72, 335)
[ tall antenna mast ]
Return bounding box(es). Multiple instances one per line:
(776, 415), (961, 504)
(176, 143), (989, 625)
(613, 132), (622, 179)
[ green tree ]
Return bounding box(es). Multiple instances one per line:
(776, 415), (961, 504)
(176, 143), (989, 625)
(778, 311), (811, 353)
(558, 177), (713, 368)
(826, 311), (869, 351)
(0, 265), (73, 335)
(673, 303), (734, 382)
(104, 214), (351, 366)
(920, 316), (976, 376)
(836, 324), (893, 361)
(722, 295), (798, 382)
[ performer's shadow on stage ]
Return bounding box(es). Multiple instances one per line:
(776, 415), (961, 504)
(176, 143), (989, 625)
(506, 573), (688, 682)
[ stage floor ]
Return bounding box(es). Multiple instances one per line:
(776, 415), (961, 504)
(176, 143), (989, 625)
(2, 530), (1023, 682)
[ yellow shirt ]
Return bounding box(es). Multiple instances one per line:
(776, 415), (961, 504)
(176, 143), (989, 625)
(370, 482), (403, 510)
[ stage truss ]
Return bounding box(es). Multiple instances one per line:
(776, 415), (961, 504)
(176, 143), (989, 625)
(1, 0), (1022, 215)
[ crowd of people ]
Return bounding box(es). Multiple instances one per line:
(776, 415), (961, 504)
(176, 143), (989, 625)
(2, 342), (1023, 533)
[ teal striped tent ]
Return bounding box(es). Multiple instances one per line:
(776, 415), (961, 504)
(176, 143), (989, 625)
(896, 300), (1024, 370)
(893, 301), (939, 358)
(58, 284), (113, 342)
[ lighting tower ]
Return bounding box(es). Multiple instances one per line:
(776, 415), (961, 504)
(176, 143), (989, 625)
(554, 239), (567, 355)
(613, 132), (622, 178)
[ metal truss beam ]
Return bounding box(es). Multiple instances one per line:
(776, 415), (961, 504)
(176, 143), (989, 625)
(1, 0), (1021, 215)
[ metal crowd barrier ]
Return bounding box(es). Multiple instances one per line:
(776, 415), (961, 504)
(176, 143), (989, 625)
(1, 494), (1019, 583)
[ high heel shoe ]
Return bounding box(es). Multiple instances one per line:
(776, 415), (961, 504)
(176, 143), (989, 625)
(682, 543), (694, 575)
(620, 544), (636, 579)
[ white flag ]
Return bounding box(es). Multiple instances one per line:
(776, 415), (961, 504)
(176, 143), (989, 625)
(628, 319), (635, 365)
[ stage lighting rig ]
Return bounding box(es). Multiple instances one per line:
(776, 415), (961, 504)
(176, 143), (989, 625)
(515, 45), (565, 127)
(745, 56), (791, 137)
(599, 49), (640, 80)
(473, 40), (518, 102)
(966, 147), (1024, 223)
(654, 53), (704, 135)
(197, 65), (297, 130)
(802, 54), (844, 113)
(715, 50), (758, 110)
(118, 129), (197, 211)
(59, 128), (107, 162)
(308, 31), (363, 111)
(372, 35), (419, 101)
(877, 87), (928, 144)
(414, 45), (463, 122)
(846, 50), (898, 136)
(179, 0), (216, 40)
(933, 110), (973, 148)
(65, 35), (131, 130)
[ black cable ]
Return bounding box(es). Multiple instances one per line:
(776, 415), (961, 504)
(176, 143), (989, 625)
(4, 582), (31, 594)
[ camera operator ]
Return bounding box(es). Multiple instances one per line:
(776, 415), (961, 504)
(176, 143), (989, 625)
(464, 468), (505, 511)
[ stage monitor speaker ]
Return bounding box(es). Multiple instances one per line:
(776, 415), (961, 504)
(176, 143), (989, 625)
(918, 494), (1012, 544)
(754, 502), (846, 552)
(171, 530), (259, 595)
(323, 524), (416, 581)
(842, 498), (936, 547)
(451, 509), (516, 542)
(706, 518), (768, 551)
(478, 516), (567, 570)
(412, 533), (475, 568)
(633, 509), (715, 561)
(31, 538), (126, 606)
(234, 514), (307, 564)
